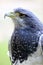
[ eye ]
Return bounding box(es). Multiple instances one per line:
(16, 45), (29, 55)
(19, 13), (25, 17)
(19, 13), (28, 18)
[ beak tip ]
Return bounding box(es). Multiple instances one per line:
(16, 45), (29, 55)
(4, 14), (9, 19)
(4, 14), (7, 19)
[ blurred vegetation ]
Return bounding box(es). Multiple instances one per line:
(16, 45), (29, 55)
(0, 39), (11, 65)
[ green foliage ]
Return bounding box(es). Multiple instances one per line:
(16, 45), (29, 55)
(0, 39), (11, 65)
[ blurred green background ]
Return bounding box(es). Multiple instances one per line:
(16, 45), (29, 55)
(0, 39), (11, 65)
(0, 0), (43, 65)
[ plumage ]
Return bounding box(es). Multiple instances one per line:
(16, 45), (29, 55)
(5, 8), (43, 65)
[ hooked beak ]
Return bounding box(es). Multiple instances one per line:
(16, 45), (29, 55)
(4, 11), (24, 27)
(4, 12), (19, 19)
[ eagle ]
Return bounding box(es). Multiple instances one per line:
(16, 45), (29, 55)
(4, 8), (43, 65)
